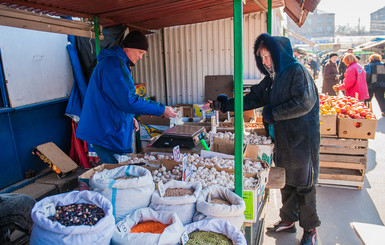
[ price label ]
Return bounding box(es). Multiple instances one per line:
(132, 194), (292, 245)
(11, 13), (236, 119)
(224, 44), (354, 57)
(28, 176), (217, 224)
(173, 145), (181, 162)
(181, 231), (189, 245)
(42, 202), (56, 217)
(158, 180), (165, 197)
(117, 221), (129, 233)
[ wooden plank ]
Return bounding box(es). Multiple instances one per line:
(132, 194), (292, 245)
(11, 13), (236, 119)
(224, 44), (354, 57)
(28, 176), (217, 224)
(320, 154), (367, 163)
(317, 179), (363, 189)
(319, 168), (364, 182)
(321, 137), (368, 147)
(320, 161), (366, 171)
(266, 167), (285, 189)
(320, 146), (368, 155)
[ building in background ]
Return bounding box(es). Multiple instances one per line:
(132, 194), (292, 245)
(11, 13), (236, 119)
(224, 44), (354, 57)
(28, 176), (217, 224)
(286, 9), (335, 45)
(370, 6), (385, 35)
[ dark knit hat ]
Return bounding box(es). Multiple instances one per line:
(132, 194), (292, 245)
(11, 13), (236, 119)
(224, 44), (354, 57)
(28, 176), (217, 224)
(329, 53), (338, 58)
(121, 31), (148, 51)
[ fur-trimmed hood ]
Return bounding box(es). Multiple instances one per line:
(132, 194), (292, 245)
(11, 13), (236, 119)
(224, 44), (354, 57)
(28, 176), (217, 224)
(254, 33), (297, 76)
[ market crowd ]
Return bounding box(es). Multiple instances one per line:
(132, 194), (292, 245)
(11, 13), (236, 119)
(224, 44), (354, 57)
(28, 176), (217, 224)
(319, 50), (385, 117)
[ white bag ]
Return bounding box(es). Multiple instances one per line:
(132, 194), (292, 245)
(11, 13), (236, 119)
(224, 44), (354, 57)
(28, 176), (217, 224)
(112, 207), (185, 245)
(186, 218), (247, 245)
(30, 190), (115, 245)
(194, 185), (246, 229)
(90, 165), (155, 222)
(150, 180), (202, 225)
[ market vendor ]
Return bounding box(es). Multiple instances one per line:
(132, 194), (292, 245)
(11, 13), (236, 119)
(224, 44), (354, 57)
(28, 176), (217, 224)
(209, 33), (321, 245)
(0, 193), (36, 243)
(76, 31), (177, 163)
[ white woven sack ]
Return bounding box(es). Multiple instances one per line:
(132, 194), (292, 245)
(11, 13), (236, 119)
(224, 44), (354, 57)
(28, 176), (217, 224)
(112, 207), (185, 245)
(194, 185), (246, 229)
(30, 190), (115, 245)
(150, 180), (202, 225)
(186, 218), (246, 245)
(90, 165), (155, 223)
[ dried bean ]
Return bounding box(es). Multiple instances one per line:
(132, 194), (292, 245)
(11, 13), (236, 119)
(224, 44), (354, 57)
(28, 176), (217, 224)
(48, 203), (105, 226)
(187, 231), (232, 245)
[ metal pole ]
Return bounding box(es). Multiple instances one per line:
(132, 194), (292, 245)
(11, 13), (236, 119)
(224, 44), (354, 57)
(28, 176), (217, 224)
(267, 0), (272, 34)
(233, 0), (244, 198)
(94, 16), (101, 57)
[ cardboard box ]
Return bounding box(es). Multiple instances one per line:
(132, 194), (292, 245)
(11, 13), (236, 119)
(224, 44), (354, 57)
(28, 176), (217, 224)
(210, 137), (274, 165)
(139, 115), (175, 126)
(135, 83), (146, 97)
(338, 117), (377, 140)
(243, 178), (263, 223)
(173, 104), (194, 118)
(320, 114), (337, 135)
(33, 142), (78, 178)
(140, 124), (171, 140)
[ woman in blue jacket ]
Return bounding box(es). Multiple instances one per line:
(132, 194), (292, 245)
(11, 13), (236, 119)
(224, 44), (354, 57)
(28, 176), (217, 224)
(211, 33), (320, 245)
(76, 31), (177, 163)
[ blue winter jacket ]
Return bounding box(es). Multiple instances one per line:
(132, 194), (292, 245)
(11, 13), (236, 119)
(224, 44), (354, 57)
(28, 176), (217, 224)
(76, 46), (165, 153)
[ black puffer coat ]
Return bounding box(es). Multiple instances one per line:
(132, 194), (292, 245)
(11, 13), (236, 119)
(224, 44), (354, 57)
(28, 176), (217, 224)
(222, 33), (320, 187)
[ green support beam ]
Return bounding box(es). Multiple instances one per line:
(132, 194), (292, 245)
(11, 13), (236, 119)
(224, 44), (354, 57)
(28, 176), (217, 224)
(267, 0), (272, 34)
(94, 16), (100, 57)
(233, 0), (244, 198)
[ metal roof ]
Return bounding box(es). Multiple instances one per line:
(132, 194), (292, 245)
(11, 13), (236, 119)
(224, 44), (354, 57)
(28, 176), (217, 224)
(0, 0), (320, 31)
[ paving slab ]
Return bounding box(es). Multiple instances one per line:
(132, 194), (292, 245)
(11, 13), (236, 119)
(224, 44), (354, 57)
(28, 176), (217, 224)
(35, 169), (87, 193)
(13, 182), (57, 201)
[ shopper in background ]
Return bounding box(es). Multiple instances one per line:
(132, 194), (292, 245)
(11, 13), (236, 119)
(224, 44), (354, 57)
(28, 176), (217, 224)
(76, 31), (177, 163)
(333, 54), (369, 101)
(308, 58), (318, 79)
(209, 33), (321, 245)
(338, 48), (354, 82)
(364, 53), (385, 117)
(0, 193), (36, 243)
(322, 53), (340, 95)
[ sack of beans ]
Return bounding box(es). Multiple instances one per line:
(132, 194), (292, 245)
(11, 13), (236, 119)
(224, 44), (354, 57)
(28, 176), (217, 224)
(111, 207), (185, 245)
(194, 185), (246, 229)
(30, 190), (115, 245)
(149, 180), (202, 225)
(90, 165), (154, 222)
(185, 218), (246, 245)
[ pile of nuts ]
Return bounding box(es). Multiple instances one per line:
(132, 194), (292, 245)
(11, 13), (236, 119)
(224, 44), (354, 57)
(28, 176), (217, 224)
(164, 188), (195, 197)
(48, 203), (105, 226)
(209, 131), (272, 145)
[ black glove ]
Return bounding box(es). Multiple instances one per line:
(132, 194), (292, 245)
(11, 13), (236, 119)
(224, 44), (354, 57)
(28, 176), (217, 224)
(210, 94), (229, 112)
(262, 104), (276, 124)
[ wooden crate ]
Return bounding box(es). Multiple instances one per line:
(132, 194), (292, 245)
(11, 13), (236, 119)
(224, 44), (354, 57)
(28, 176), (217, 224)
(318, 137), (368, 189)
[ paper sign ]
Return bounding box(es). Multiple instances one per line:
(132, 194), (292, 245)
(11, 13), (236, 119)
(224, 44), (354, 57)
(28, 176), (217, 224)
(158, 180), (165, 197)
(181, 231), (189, 245)
(173, 145), (181, 162)
(117, 221), (130, 233)
(42, 202), (56, 217)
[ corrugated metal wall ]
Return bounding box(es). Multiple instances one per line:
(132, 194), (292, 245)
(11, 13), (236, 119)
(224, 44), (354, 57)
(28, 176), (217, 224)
(133, 11), (284, 105)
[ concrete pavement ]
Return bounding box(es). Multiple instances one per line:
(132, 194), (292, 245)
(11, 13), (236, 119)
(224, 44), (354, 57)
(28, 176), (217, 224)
(263, 73), (385, 244)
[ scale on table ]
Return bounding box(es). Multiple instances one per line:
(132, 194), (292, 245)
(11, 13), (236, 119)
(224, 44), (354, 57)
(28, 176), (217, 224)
(152, 125), (207, 149)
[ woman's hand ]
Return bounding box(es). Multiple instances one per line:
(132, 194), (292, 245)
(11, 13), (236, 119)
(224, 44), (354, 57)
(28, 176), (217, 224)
(133, 118), (139, 132)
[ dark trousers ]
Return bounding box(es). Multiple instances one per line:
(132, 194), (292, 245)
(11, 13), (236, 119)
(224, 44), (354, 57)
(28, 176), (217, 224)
(279, 184), (321, 230)
(366, 88), (385, 113)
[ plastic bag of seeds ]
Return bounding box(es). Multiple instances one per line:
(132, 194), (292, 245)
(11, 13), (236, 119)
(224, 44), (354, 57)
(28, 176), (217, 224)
(193, 185), (246, 229)
(186, 218), (246, 245)
(112, 207), (185, 245)
(150, 180), (202, 225)
(30, 190), (115, 245)
(90, 165), (155, 222)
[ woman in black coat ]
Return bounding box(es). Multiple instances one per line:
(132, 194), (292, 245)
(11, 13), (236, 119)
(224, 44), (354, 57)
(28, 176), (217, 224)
(322, 53), (339, 95)
(211, 33), (320, 245)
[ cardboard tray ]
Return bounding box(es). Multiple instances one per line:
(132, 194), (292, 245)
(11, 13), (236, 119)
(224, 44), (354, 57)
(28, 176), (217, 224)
(33, 142), (78, 178)
(320, 114), (337, 135)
